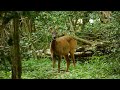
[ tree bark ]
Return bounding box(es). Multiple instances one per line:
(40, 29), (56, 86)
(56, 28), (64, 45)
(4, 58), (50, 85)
(11, 15), (22, 79)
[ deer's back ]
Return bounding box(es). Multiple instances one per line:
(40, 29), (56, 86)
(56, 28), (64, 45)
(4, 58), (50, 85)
(50, 35), (77, 55)
(62, 36), (77, 50)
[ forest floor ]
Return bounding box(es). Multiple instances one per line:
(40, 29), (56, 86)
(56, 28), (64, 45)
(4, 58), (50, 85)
(0, 56), (120, 79)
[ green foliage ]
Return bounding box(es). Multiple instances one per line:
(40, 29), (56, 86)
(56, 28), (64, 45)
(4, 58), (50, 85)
(1, 11), (120, 79)
(84, 11), (120, 41)
(1, 56), (120, 79)
(35, 11), (69, 34)
(18, 11), (120, 59)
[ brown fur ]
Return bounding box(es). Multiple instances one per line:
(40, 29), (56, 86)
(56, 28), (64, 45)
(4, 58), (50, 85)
(50, 35), (77, 73)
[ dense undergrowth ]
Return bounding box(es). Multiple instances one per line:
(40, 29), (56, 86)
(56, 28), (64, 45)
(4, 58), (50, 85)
(0, 55), (120, 79)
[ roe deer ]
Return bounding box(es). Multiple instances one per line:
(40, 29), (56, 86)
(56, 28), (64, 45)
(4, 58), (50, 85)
(50, 31), (77, 73)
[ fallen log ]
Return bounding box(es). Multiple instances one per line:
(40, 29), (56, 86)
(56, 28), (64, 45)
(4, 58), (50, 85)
(73, 36), (93, 46)
(73, 50), (94, 59)
(76, 47), (85, 52)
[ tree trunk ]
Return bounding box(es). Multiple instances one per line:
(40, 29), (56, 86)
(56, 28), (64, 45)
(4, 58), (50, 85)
(11, 15), (22, 79)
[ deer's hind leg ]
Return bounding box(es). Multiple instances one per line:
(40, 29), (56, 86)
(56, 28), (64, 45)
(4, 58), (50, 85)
(69, 50), (76, 67)
(64, 55), (70, 72)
